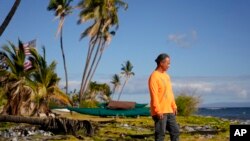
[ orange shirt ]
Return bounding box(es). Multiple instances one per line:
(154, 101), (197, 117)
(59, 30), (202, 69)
(148, 71), (177, 116)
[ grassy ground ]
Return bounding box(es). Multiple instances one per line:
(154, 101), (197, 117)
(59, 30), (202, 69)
(0, 110), (232, 141)
(52, 110), (231, 141)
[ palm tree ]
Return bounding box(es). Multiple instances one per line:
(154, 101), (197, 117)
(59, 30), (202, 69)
(117, 60), (134, 101)
(110, 74), (121, 99)
(0, 0), (21, 37)
(78, 0), (128, 101)
(0, 41), (72, 116)
(29, 47), (72, 115)
(47, 0), (73, 94)
(0, 40), (35, 115)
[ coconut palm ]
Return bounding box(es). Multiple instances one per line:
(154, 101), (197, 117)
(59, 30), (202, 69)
(0, 0), (21, 37)
(0, 40), (35, 115)
(110, 74), (120, 99)
(0, 41), (72, 116)
(117, 60), (134, 101)
(47, 0), (73, 94)
(78, 0), (128, 101)
(29, 47), (72, 115)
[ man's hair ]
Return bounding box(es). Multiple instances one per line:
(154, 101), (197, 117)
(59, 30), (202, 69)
(155, 53), (169, 65)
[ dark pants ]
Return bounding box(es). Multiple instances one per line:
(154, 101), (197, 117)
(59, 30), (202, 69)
(153, 113), (180, 141)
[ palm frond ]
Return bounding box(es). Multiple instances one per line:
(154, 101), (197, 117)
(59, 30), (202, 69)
(49, 86), (72, 106)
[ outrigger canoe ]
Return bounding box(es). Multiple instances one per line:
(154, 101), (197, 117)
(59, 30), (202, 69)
(67, 107), (150, 117)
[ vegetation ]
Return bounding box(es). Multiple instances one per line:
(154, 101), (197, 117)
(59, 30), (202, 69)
(0, 88), (7, 106)
(118, 60), (135, 100)
(175, 93), (200, 116)
(0, 40), (72, 116)
(78, 0), (128, 102)
(80, 100), (99, 108)
(47, 0), (73, 94)
(0, 110), (231, 141)
(110, 74), (121, 99)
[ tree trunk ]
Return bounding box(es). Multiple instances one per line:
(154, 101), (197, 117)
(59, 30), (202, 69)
(0, 0), (21, 37)
(117, 78), (128, 101)
(79, 36), (98, 101)
(60, 27), (68, 94)
(0, 115), (94, 137)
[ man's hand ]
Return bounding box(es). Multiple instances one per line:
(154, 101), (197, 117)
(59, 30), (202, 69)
(157, 113), (164, 120)
(173, 108), (178, 116)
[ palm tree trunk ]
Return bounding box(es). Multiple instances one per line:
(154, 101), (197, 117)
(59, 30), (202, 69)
(60, 28), (68, 94)
(79, 40), (95, 101)
(82, 38), (103, 99)
(87, 40), (105, 90)
(111, 86), (116, 99)
(79, 34), (99, 101)
(0, 0), (21, 37)
(117, 78), (128, 101)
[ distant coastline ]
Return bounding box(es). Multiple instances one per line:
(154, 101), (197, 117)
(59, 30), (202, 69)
(196, 107), (250, 121)
(200, 102), (250, 108)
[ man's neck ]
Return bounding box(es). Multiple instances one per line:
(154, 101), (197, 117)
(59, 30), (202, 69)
(156, 67), (165, 73)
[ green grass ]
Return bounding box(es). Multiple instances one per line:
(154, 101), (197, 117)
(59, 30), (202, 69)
(0, 110), (232, 141)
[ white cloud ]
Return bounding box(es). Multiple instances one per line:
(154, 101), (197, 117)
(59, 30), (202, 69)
(120, 76), (250, 104)
(167, 30), (197, 48)
(59, 80), (81, 92)
(60, 74), (250, 105)
(172, 81), (213, 93)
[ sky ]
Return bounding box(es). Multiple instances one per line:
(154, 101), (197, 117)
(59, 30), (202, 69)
(1, 0), (250, 107)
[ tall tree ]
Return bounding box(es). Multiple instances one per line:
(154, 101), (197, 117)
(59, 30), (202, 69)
(78, 0), (128, 101)
(0, 40), (71, 116)
(47, 0), (73, 94)
(0, 0), (21, 37)
(117, 60), (134, 101)
(110, 74), (120, 99)
(29, 47), (72, 115)
(0, 40), (35, 115)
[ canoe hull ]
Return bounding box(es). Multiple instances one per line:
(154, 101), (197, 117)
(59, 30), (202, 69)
(67, 107), (150, 117)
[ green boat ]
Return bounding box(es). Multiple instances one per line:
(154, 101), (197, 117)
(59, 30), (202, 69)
(97, 103), (148, 108)
(67, 107), (150, 117)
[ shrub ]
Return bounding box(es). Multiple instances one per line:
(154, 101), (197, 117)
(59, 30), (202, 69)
(175, 93), (200, 116)
(80, 100), (98, 108)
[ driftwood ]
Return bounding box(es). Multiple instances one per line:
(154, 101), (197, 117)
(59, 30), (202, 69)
(0, 115), (94, 137)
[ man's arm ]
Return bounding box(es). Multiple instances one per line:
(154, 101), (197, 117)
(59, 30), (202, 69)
(172, 98), (178, 115)
(149, 77), (162, 119)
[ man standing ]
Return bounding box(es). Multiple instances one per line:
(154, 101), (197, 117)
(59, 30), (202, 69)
(148, 53), (180, 141)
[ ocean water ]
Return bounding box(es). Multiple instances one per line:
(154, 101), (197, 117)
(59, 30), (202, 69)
(196, 107), (250, 120)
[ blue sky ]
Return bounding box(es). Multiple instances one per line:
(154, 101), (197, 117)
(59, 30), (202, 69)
(1, 0), (250, 106)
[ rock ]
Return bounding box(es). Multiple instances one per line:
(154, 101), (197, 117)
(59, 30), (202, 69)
(27, 130), (35, 136)
(48, 113), (55, 118)
(205, 134), (214, 138)
(11, 137), (18, 141)
(183, 126), (195, 132)
(194, 126), (202, 130)
(120, 133), (125, 138)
